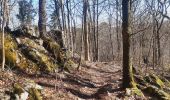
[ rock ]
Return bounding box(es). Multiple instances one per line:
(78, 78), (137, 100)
(12, 25), (39, 38)
(0, 34), (18, 66)
(125, 88), (131, 96)
(0, 30), (76, 73)
(143, 85), (170, 100)
(24, 79), (43, 90)
(12, 80), (43, 100)
(20, 45), (58, 72)
(0, 92), (10, 100)
(15, 91), (29, 100)
(48, 30), (64, 48)
(42, 37), (61, 60)
(144, 74), (164, 88)
(18, 37), (47, 53)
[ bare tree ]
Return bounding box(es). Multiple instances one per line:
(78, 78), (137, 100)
(122, 0), (135, 88)
(38, 0), (46, 38)
(83, 0), (89, 61)
(1, 0), (7, 70)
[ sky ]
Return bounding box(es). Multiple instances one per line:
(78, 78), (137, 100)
(10, 0), (170, 29)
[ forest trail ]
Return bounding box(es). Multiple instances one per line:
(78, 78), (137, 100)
(0, 61), (125, 100)
(38, 61), (124, 100)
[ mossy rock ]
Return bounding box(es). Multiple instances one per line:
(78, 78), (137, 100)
(16, 55), (39, 73)
(18, 37), (47, 53)
(0, 34), (18, 66)
(12, 81), (43, 100)
(12, 26), (39, 38)
(43, 37), (61, 59)
(13, 83), (24, 95)
(63, 59), (77, 73)
(144, 74), (164, 88)
(28, 88), (42, 100)
(21, 45), (58, 72)
(143, 85), (170, 100)
(160, 76), (170, 88)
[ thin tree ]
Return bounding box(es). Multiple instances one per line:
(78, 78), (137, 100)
(1, 0), (7, 70)
(49, 0), (62, 30)
(38, 0), (46, 38)
(83, 0), (90, 61)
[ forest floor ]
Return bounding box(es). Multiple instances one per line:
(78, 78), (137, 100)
(0, 61), (146, 100)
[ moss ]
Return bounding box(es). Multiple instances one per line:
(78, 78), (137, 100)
(0, 34), (18, 66)
(28, 88), (42, 100)
(128, 59), (136, 88)
(38, 52), (58, 72)
(13, 83), (24, 95)
(19, 38), (46, 53)
(144, 74), (164, 88)
(144, 85), (170, 100)
(21, 45), (58, 72)
(16, 56), (39, 73)
(160, 76), (170, 88)
(132, 87), (144, 96)
(43, 37), (61, 59)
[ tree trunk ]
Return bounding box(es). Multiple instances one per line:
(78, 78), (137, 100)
(122, 0), (135, 89)
(116, 0), (120, 58)
(96, 0), (99, 61)
(83, 0), (89, 61)
(38, 0), (46, 38)
(54, 0), (62, 30)
(1, 0), (7, 70)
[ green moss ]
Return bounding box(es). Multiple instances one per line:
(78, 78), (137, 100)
(21, 45), (58, 72)
(144, 74), (164, 88)
(0, 34), (18, 66)
(28, 88), (42, 100)
(38, 52), (58, 72)
(132, 87), (144, 96)
(129, 59), (136, 88)
(19, 38), (46, 53)
(13, 83), (24, 95)
(151, 74), (164, 88)
(144, 85), (170, 100)
(160, 77), (170, 88)
(43, 38), (61, 59)
(17, 57), (39, 73)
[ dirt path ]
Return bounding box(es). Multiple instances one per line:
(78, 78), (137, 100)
(37, 61), (124, 100)
(0, 61), (124, 100)
(63, 61), (123, 100)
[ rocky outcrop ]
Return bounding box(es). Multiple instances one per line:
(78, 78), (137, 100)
(134, 71), (170, 100)
(0, 28), (76, 74)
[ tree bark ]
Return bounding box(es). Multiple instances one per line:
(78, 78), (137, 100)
(38, 0), (46, 38)
(116, 0), (120, 58)
(1, 0), (7, 70)
(122, 0), (134, 88)
(83, 0), (89, 61)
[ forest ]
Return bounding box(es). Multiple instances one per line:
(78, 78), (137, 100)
(0, 0), (170, 100)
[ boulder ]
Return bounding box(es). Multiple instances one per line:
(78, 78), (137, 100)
(12, 80), (43, 100)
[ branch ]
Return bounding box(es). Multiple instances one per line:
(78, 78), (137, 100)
(130, 25), (151, 37)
